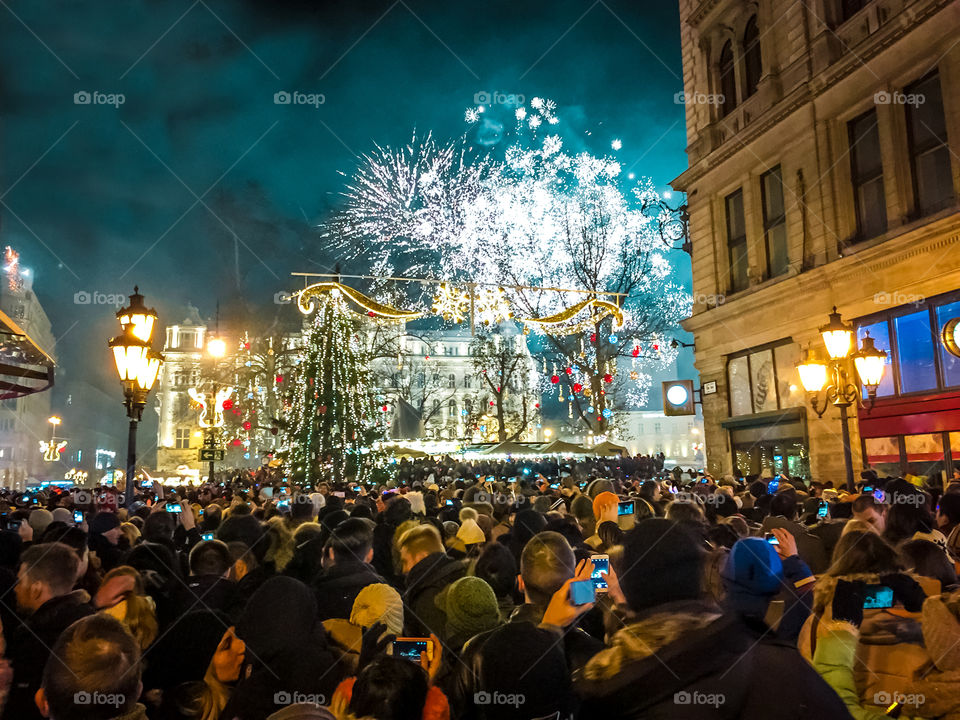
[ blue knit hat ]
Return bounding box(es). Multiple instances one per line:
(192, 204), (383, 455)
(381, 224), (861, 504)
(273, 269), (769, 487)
(721, 537), (784, 618)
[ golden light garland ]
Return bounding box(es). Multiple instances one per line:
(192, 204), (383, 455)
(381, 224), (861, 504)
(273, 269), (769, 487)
(295, 282), (425, 320)
(522, 297), (625, 333)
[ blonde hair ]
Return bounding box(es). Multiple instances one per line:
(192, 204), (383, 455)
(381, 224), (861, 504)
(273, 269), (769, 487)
(119, 522), (140, 547)
(100, 566), (158, 650)
(264, 515), (295, 572)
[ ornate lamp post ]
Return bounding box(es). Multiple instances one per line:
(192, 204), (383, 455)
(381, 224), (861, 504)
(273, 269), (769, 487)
(641, 194), (691, 255)
(109, 287), (162, 507)
(189, 335), (232, 483)
(796, 307), (887, 491)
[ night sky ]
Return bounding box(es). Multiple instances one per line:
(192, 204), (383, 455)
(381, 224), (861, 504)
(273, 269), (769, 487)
(1, 0), (687, 452)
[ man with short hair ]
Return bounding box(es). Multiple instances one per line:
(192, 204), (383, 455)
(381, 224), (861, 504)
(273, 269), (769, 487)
(399, 524), (464, 637)
(852, 493), (887, 534)
(37, 614), (144, 720)
(8, 543), (94, 720)
(761, 491), (828, 573)
(172, 539), (239, 619)
(313, 517), (384, 621)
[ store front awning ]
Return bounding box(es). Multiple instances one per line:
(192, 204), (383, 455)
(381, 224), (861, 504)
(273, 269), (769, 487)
(0, 308), (54, 399)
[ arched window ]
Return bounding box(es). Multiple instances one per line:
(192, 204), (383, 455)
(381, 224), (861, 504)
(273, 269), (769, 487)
(463, 375), (472, 389)
(743, 16), (762, 98)
(448, 399), (457, 416)
(448, 373), (456, 389)
(719, 40), (737, 117)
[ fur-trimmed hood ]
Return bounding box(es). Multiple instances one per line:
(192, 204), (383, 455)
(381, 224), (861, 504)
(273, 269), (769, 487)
(582, 601), (721, 681)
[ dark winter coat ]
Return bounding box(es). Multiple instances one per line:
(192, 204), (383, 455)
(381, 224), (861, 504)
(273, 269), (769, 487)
(575, 600), (853, 720)
(7, 590), (95, 720)
(313, 561), (384, 622)
(402, 552), (465, 637)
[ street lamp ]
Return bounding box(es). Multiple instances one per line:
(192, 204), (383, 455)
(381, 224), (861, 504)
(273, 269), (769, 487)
(796, 307), (887, 491)
(192, 334), (232, 483)
(109, 287), (162, 507)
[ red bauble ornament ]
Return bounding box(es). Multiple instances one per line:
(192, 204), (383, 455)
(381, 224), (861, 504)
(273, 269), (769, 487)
(275, 375), (283, 383)
(572, 383), (583, 393)
(652, 344), (659, 351)
(368, 311), (376, 317)
(425, 354), (430, 360)
(243, 342), (250, 350)
(318, 405), (327, 414)
(564, 367), (572, 375)
(550, 375), (560, 384)
(242, 421), (252, 430)
(232, 439), (242, 446)
(597, 415), (603, 421)
(489, 400), (495, 406)
(222, 399), (234, 410)
(603, 373), (613, 383)
(382, 405), (388, 412)
(590, 333), (597, 342)
(535, 403), (540, 409)
(631, 346), (640, 357)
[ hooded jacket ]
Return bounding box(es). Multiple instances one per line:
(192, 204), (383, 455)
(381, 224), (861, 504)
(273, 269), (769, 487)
(221, 577), (342, 720)
(575, 600), (852, 720)
(799, 572), (937, 708)
(402, 552), (465, 637)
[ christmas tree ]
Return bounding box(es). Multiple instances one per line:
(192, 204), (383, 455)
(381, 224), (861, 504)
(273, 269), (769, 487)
(283, 293), (384, 487)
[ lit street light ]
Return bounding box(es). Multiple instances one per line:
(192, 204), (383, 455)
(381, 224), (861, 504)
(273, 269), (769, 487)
(109, 287), (162, 507)
(796, 307), (887, 491)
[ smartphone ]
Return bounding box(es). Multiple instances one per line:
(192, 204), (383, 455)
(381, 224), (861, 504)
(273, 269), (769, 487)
(165, 503), (182, 513)
(700, 478), (709, 484)
(873, 488), (886, 504)
(862, 486), (874, 494)
(669, 486), (678, 494)
(201, 532), (215, 541)
(4, 517), (20, 532)
(485, 476), (495, 482)
(590, 555), (609, 592)
(141, 479), (153, 488)
(392, 638), (434, 662)
(277, 499), (291, 510)
(817, 502), (828, 519)
(522, 468), (530, 475)
(617, 500), (635, 516)
(507, 477), (516, 483)
(765, 533), (780, 546)
(549, 483), (559, 489)
(863, 584), (895, 609)
(73, 510), (84, 524)
(569, 579), (596, 606)
(445, 499), (454, 506)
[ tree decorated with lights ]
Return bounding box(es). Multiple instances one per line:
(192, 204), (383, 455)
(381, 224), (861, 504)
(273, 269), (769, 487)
(467, 328), (540, 442)
(283, 294), (385, 486)
(329, 98), (689, 435)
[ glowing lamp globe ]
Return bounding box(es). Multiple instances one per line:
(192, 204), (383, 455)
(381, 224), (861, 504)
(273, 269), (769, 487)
(797, 350), (828, 393)
(116, 287), (158, 343)
(819, 307), (854, 359)
(207, 337), (227, 358)
(853, 332), (887, 394)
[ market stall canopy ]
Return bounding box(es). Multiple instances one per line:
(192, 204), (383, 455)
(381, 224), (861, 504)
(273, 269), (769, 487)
(590, 440), (629, 456)
(540, 439), (587, 455)
(383, 445), (429, 458)
(484, 440), (540, 456)
(0, 308), (54, 399)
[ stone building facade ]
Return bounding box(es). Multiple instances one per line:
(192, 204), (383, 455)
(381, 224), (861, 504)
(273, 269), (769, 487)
(673, 0), (960, 482)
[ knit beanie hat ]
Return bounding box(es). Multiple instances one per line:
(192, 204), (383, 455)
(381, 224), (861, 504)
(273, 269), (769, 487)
(459, 506), (479, 524)
(456, 518), (485, 545)
(436, 576), (500, 640)
(90, 511), (121, 535)
(351, 583), (404, 635)
(28, 509), (54, 535)
(721, 537), (783, 618)
(592, 492), (619, 522)
(52, 508), (73, 526)
(619, 518), (704, 612)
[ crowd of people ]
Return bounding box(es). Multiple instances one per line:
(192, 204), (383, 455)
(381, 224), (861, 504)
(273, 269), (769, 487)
(0, 456), (959, 719)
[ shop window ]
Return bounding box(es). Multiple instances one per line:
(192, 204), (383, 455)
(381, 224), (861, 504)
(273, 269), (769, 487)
(904, 433), (946, 481)
(728, 356), (752, 415)
(894, 310), (937, 393)
(773, 344), (804, 407)
(849, 110), (887, 241)
(856, 321), (895, 397)
(936, 300), (960, 387)
(906, 72), (954, 217)
(749, 349), (777, 413)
